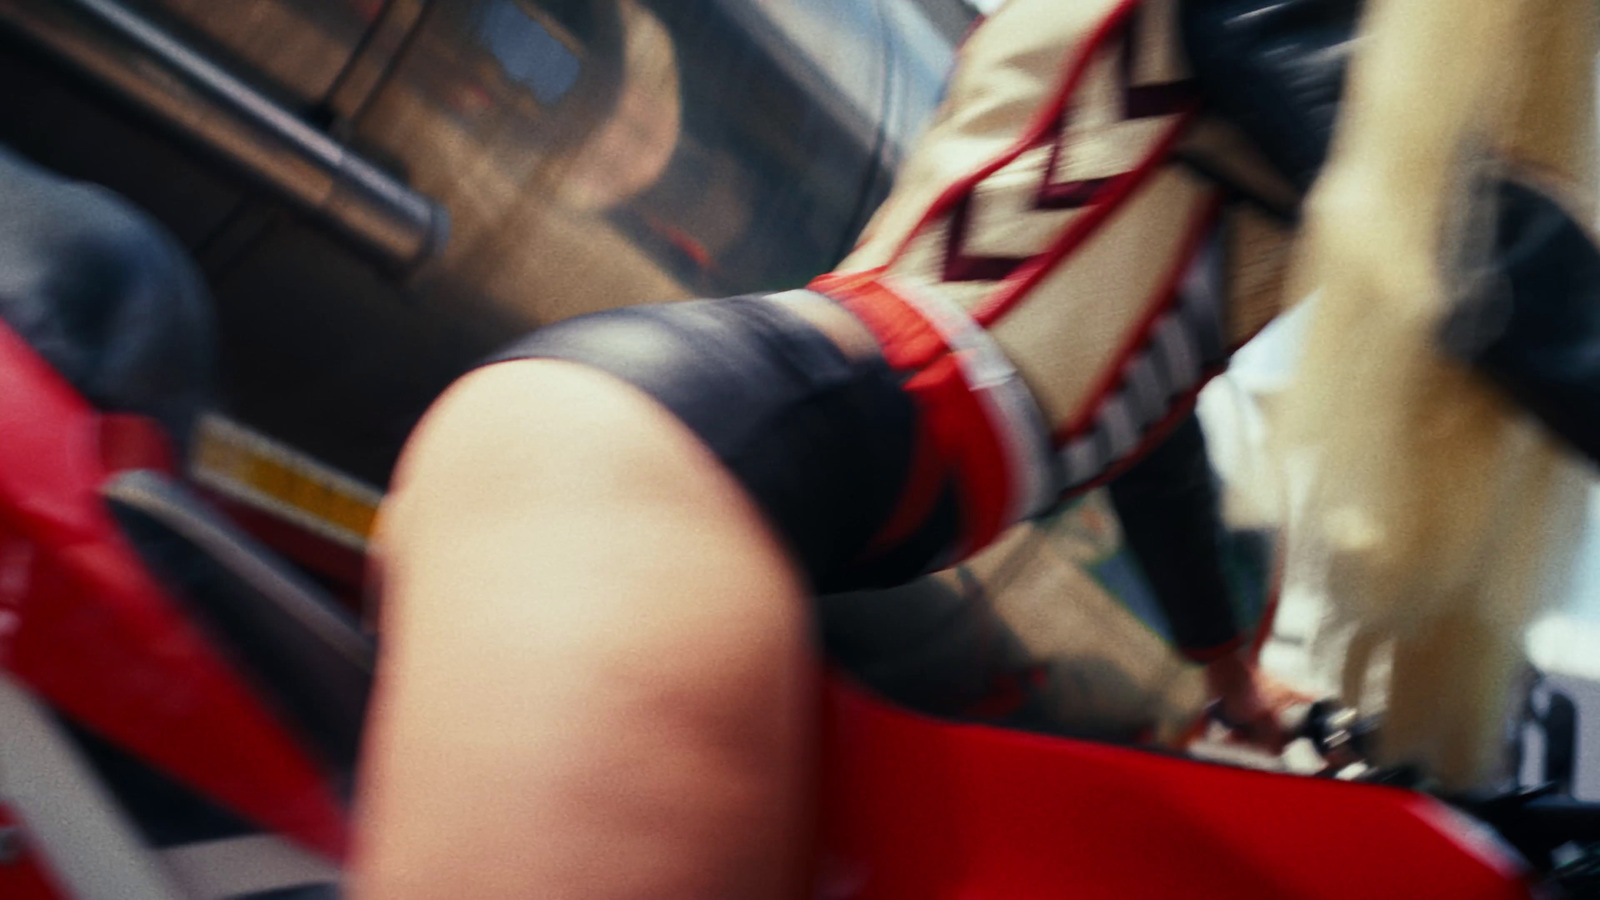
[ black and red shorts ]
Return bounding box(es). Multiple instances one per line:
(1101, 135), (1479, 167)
(485, 293), (975, 592)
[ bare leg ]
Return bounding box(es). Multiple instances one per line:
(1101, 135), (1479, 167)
(351, 360), (816, 899)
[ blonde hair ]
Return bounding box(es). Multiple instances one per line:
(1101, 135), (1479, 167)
(1279, 0), (1597, 788)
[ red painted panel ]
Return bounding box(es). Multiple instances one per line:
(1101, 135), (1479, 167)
(0, 320), (347, 859)
(0, 806), (69, 900)
(816, 676), (1531, 899)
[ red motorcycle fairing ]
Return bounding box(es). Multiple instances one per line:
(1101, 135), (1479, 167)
(0, 804), (69, 900)
(0, 316), (347, 860)
(0, 308), (1540, 897)
(816, 676), (1532, 899)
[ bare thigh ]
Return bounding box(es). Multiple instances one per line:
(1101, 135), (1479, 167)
(353, 360), (816, 900)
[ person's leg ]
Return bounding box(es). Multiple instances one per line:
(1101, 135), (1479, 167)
(352, 360), (815, 899)
(351, 0), (1339, 888)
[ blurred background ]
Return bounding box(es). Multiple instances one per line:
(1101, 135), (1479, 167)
(0, 0), (967, 594)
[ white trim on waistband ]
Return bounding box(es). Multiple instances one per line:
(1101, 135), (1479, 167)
(878, 275), (1062, 525)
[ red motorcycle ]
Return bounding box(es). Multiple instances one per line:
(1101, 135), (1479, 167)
(6, 264), (1600, 898)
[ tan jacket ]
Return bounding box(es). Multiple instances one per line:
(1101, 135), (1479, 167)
(821, 0), (1297, 521)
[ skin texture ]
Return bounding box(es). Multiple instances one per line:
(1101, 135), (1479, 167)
(349, 354), (1306, 900)
(351, 360), (816, 899)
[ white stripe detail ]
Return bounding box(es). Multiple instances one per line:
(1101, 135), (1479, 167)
(767, 289), (825, 304)
(0, 675), (185, 900)
(877, 277), (1060, 521)
(1052, 228), (1228, 493)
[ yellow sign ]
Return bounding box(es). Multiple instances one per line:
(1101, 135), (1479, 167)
(190, 415), (384, 549)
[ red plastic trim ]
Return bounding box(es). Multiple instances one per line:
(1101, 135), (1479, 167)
(822, 277), (1014, 554)
(97, 414), (178, 476)
(817, 673), (1531, 899)
(0, 320), (347, 859)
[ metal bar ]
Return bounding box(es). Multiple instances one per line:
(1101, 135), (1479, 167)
(159, 835), (340, 900)
(0, 675), (185, 900)
(0, 0), (448, 269)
